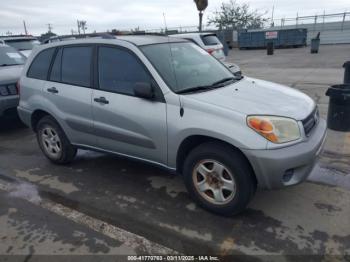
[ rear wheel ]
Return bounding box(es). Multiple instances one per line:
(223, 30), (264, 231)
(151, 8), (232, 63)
(36, 116), (77, 164)
(183, 142), (256, 215)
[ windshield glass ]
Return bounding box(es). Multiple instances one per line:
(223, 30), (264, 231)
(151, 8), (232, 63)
(141, 42), (235, 93)
(5, 39), (40, 50)
(0, 46), (26, 66)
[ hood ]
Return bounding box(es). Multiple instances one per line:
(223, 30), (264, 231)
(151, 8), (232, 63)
(0, 65), (23, 85)
(183, 77), (315, 121)
(20, 50), (32, 58)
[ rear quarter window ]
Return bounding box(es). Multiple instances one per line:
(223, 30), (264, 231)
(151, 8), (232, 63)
(201, 35), (221, 46)
(27, 48), (55, 80)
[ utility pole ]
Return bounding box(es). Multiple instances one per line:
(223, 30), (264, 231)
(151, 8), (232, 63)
(47, 23), (53, 33)
(271, 5), (275, 27)
(23, 20), (28, 35)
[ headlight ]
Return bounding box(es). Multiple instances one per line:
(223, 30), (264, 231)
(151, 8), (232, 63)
(247, 116), (301, 144)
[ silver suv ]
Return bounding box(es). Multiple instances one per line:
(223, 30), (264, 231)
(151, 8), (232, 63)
(18, 36), (327, 215)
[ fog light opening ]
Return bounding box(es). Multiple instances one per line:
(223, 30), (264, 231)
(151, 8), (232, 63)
(283, 169), (294, 183)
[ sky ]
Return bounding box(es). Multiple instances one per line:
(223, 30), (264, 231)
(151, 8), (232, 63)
(0, 0), (349, 35)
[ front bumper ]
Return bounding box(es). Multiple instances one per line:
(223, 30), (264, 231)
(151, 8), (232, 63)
(242, 119), (327, 189)
(0, 95), (19, 117)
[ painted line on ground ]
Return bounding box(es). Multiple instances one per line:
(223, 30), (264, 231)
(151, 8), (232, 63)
(0, 179), (178, 255)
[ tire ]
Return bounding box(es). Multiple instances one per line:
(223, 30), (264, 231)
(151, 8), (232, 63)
(36, 115), (77, 164)
(183, 142), (256, 216)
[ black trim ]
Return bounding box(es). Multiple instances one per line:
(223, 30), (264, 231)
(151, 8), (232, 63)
(47, 47), (58, 81)
(92, 44), (99, 89)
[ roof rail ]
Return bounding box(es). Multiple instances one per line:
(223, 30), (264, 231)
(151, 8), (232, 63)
(88, 32), (116, 39)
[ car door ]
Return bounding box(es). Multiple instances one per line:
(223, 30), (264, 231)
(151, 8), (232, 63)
(92, 45), (167, 165)
(44, 45), (95, 146)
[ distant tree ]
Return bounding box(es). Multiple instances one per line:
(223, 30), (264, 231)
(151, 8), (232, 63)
(208, 0), (268, 30)
(193, 0), (208, 31)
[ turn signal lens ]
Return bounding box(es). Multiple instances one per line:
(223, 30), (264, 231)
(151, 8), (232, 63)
(247, 116), (301, 144)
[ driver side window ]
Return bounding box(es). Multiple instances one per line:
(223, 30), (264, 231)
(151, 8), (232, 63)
(98, 46), (151, 96)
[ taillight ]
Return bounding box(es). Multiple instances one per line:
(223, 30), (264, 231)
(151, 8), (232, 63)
(16, 81), (20, 96)
(207, 48), (215, 55)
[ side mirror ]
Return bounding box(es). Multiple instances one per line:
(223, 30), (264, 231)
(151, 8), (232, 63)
(134, 82), (154, 100)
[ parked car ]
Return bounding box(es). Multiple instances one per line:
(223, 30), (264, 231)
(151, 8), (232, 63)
(170, 32), (242, 77)
(0, 44), (25, 118)
(0, 36), (40, 57)
(18, 36), (327, 215)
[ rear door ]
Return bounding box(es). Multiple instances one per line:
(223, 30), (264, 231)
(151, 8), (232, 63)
(92, 45), (167, 165)
(44, 45), (95, 146)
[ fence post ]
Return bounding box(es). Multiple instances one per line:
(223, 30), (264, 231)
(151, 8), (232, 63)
(314, 15), (318, 32)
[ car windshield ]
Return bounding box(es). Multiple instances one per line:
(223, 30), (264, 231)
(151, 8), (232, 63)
(5, 39), (40, 50)
(141, 42), (237, 93)
(0, 46), (26, 66)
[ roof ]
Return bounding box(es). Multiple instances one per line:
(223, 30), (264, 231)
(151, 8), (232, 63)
(114, 35), (187, 46)
(39, 35), (188, 49)
(170, 32), (216, 38)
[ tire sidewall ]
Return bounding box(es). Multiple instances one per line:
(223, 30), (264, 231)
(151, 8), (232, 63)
(183, 143), (255, 215)
(36, 116), (76, 164)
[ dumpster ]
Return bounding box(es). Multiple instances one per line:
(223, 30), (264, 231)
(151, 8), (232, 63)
(325, 84), (350, 131)
(238, 28), (307, 49)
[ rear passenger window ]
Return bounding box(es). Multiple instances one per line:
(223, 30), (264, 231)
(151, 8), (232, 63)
(98, 46), (150, 95)
(61, 46), (92, 87)
(27, 48), (55, 80)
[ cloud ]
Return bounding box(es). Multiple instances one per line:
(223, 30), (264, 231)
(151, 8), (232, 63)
(0, 0), (348, 35)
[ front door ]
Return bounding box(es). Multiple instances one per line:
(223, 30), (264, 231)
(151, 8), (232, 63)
(92, 45), (167, 166)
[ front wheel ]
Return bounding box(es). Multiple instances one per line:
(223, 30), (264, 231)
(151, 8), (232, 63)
(183, 142), (256, 216)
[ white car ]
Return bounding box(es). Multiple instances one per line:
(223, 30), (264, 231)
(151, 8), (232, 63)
(170, 33), (241, 77)
(18, 36), (326, 215)
(0, 36), (40, 58)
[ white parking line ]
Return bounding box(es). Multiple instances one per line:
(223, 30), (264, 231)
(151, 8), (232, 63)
(0, 180), (178, 255)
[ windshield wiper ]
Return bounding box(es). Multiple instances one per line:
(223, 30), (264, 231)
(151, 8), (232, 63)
(211, 77), (236, 87)
(177, 77), (236, 94)
(177, 85), (215, 94)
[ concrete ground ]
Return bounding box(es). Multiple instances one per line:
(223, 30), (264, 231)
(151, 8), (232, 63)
(0, 45), (349, 260)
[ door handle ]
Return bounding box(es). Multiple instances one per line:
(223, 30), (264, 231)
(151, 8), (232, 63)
(47, 87), (58, 94)
(94, 97), (109, 104)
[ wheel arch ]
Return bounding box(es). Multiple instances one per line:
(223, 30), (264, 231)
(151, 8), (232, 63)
(176, 135), (257, 185)
(31, 109), (53, 132)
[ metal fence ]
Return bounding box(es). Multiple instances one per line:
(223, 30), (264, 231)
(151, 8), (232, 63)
(145, 12), (350, 45)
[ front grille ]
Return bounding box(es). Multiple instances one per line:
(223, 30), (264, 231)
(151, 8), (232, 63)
(302, 107), (319, 136)
(0, 84), (17, 96)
